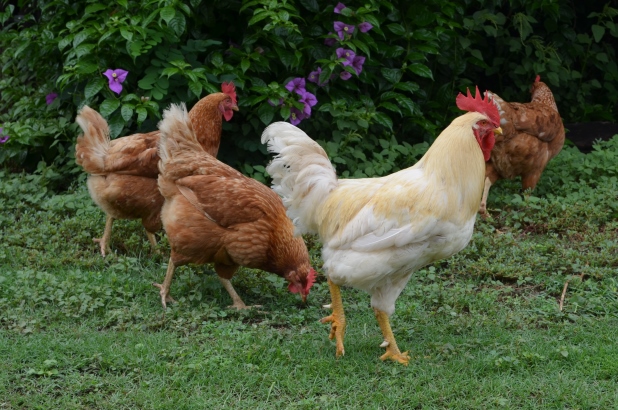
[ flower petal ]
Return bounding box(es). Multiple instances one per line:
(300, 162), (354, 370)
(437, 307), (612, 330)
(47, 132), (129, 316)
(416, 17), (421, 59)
(334, 2), (346, 14)
(358, 22), (373, 33)
(109, 81), (123, 94)
(114, 69), (129, 83)
(340, 71), (352, 81)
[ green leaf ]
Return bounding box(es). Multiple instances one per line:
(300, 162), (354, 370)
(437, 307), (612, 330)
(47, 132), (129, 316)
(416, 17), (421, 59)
(108, 113), (125, 139)
(395, 82), (420, 93)
(121, 104), (134, 122)
(469, 49), (483, 61)
(258, 103), (275, 125)
(591, 24), (605, 43)
(84, 3), (107, 14)
(99, 99), (121, 118)
(136, 107), (148, 124)
(373, 112), (393, 130)
(395, 95), (417, 116)
(188, 80), (202, 99)
(280, 105), (291, 121)
(241, 59), (250, 73)
(387, 23), (406, 36)
(248, 11), (270, 27)
(169, 14), (186, 36)
(379, 102), (402, 115)
(138, 73), (157, 90)
(74, 43), (95, 59)
(381, 68), (402, 84)
(120, 28), (133, 42)
(298, 0), (319, 12)
(84, 77), (106, 100)
(408, 63), (433, 80)
(318, 67), (332, 86)
(160, 7), (176, 24)
(161, 67), (180, 77)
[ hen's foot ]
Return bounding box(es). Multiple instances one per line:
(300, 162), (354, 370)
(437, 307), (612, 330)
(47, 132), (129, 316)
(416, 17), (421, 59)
(92, 237), (111, 257)
(228, 301), (263, 310)
(152, 282), (176, 309)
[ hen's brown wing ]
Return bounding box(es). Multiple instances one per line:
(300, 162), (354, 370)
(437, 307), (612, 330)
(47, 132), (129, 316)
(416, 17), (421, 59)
(174, 172), (280, 228)
(103, 131), (161, 177)
(501, 102), (564, 143)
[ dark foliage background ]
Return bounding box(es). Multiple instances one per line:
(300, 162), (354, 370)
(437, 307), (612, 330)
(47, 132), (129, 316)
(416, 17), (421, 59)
(1, 0), (617, 182)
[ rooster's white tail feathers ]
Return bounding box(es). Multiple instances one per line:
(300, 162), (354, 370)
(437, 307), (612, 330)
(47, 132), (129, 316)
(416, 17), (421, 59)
(157, 103), (203, 173)
(261, 122), (338, 234)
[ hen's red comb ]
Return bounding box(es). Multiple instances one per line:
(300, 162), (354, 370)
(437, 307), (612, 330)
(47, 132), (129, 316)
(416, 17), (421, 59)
(456, 86), (500, 126)
(221, 81), (237, 104)
(305, 268), (317, 293)
(535, 75), (541, 83)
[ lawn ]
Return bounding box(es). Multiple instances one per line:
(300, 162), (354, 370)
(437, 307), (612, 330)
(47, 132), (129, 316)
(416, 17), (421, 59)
(1, 141), (617, 409)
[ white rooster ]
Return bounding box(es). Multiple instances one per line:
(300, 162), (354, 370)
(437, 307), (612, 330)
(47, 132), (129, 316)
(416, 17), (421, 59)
(261, 88), (502, 365)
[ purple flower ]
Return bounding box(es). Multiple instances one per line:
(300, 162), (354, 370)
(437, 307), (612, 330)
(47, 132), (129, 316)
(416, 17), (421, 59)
(358, 22), (373, 33)
(334, 2), (346, 14)
(340, 71), (352, 81)
(324, 33), (337, 47)
(289, 107), (305, 125)
(46, 93), (58, 105)
(299, 91), (318, 116)
(351, 55), (366, 75)
(0, 128), (8, 144)
(285, 77), (306, 95)
(334, 21), (355, 40)
(336, 48), (356, 66)
(308, 67), (328, 86)
(103, 69), (129, 95)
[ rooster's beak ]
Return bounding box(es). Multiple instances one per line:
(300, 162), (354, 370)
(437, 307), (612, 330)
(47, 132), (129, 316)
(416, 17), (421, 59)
(494, 127), (503, 135)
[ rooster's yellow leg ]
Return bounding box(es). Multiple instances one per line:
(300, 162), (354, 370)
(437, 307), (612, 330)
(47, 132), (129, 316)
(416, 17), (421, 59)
(152, 257), (177, 309)
(374, 308), (410, 365)
(93, 215), (114, 257)
(218, 277), (258, 310)
(320, 279), (346, 357)
(479, 177), (492, 216)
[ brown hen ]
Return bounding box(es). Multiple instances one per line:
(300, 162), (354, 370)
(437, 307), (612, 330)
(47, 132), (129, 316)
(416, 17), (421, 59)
(75, 83), (238, 256)
(153, 103), (316, 309)
(480, 76), (565, 215)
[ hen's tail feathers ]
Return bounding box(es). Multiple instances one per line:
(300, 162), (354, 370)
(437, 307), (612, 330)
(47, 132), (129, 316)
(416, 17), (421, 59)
(75, 106), (111, 174)
(261, 122), (338, 235)
(158, 103), (204, 173)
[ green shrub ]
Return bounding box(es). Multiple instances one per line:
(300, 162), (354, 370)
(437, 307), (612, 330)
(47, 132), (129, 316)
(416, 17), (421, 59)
(1, 0), (617, 180)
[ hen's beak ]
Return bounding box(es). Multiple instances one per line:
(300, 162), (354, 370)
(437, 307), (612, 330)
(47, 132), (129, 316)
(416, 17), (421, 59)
(301, 294), (307, 303)
(494, 127), (503, 135)
(232, 104), (239, 111)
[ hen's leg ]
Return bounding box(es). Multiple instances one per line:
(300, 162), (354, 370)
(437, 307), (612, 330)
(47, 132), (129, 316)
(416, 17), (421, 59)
(218, 277), (253, 310)
(374, 308), (410, 365)
(152, 257), (177, 309)
(320, 279), (346, 357)
(479, 177), (492, 216)
(93, 215), (114, 257)
(146, 231), (157, 252)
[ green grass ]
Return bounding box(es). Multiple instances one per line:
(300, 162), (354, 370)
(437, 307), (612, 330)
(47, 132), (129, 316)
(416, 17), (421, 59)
(1, 141), (618, 409)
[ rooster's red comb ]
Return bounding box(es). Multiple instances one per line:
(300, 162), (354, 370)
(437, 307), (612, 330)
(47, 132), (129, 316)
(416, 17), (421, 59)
(535, 75), (541, 83)
(456, 86), (500, 127)
(221, 81), (237, 104)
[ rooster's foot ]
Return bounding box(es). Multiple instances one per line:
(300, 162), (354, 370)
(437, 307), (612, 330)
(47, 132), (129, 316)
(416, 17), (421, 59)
(320, 313), (346, 357)
(380, 347), (411, 365)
